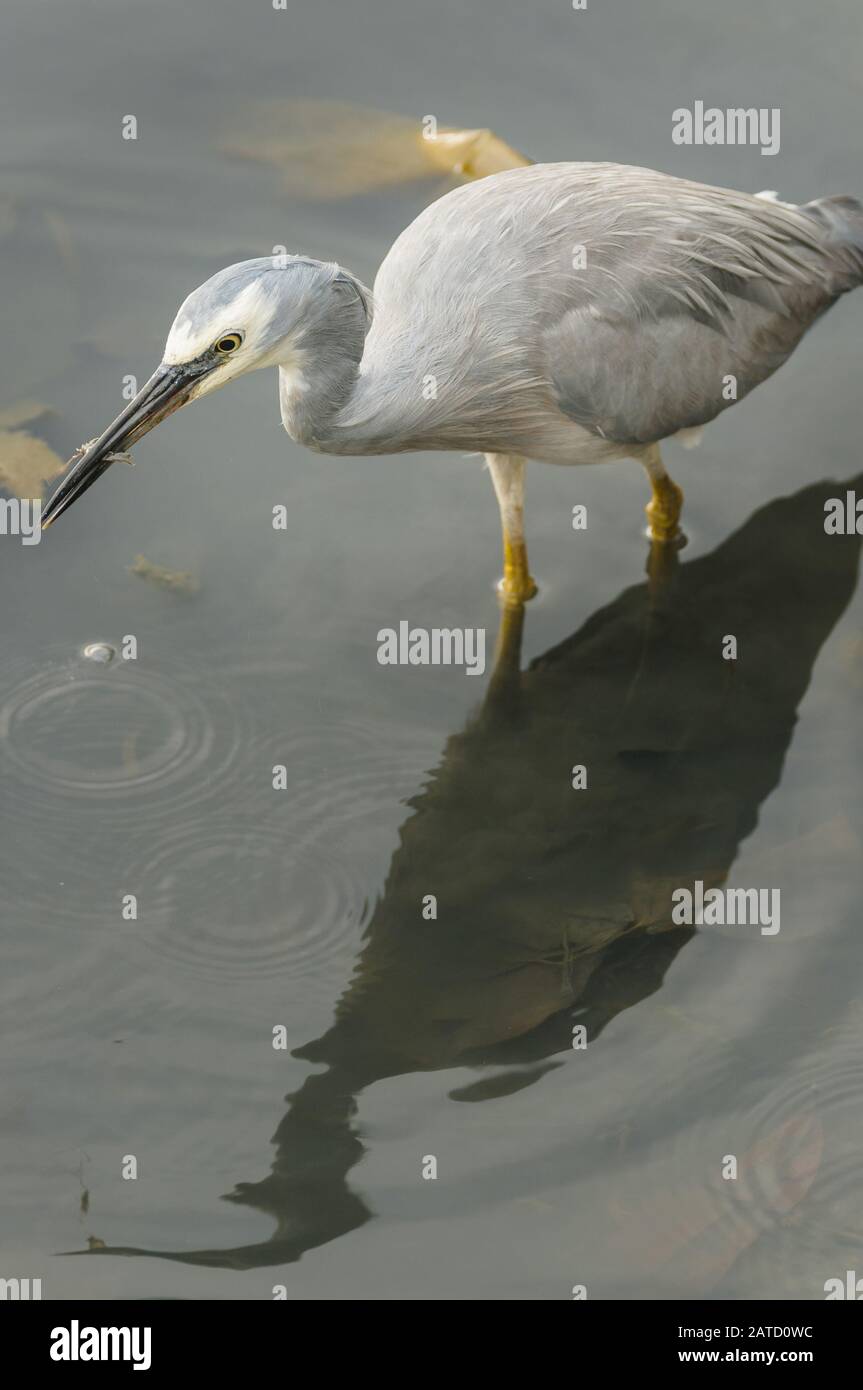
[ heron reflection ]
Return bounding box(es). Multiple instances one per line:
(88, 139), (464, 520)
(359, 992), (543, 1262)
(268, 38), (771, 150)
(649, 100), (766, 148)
(75, 475), (861, 1269)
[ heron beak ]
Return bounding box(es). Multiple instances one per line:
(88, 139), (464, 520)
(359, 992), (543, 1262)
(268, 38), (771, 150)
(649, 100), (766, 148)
(41, 360), (213, 529)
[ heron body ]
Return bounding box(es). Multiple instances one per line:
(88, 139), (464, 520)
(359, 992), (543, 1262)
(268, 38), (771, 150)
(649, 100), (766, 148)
(43, 159), (863, 601)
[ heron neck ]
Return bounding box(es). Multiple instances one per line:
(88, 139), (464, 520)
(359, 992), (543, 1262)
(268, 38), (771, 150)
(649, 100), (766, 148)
(281, 357), (449, 456)
(277, 267), (386, 455)
(277, 348), (363, 450)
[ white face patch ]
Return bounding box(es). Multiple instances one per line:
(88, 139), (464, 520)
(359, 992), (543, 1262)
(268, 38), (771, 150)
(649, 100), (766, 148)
(162, 279), (279, 366)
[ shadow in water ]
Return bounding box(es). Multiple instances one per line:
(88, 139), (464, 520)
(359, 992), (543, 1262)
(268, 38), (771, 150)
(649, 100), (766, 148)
(74, 475), (861, 1269)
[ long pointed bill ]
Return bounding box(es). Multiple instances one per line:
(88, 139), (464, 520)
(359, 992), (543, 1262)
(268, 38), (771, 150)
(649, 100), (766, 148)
(41, 360), (214, 529)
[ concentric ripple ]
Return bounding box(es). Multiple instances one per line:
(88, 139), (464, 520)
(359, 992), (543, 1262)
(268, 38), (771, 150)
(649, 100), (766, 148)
(253, 718), (440, 830)
(132, 815), (370, 984)
(2, 644), (443, 989)
(733, 1034), (863, 1251)
(125, 717), (441, 986)
(0, 648), (252, 826)
(0, 647), (255, 928)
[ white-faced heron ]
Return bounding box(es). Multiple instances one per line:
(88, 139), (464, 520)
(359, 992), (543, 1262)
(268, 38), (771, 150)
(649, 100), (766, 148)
(41, 160), (863, 603)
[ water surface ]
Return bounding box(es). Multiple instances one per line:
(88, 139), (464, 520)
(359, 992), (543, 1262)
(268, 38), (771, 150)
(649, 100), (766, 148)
(1, 0), (862, 1299)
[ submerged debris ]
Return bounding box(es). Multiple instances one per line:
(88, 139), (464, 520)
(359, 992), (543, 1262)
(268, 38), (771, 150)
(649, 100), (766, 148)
(128, 554), (199, 595)
(423, 127), (531, 180)
(223, 100), (531, 200)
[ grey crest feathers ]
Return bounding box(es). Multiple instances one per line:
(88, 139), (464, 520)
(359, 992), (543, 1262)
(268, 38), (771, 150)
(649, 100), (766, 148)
(167, 254), (372, 365)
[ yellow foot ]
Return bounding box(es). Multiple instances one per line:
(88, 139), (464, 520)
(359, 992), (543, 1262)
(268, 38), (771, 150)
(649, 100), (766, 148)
(498, 539), (538, 604)
(645, 480), (685, 546)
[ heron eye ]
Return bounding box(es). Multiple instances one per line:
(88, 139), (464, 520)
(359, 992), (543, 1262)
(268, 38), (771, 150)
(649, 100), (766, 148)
(215, 333), (243, 354)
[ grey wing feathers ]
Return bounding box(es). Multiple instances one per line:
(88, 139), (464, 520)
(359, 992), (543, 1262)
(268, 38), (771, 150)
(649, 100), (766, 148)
(537, 165), (863, 445)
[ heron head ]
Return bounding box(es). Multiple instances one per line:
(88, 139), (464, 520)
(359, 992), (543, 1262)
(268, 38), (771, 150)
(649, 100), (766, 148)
(41, 255), (370, 527)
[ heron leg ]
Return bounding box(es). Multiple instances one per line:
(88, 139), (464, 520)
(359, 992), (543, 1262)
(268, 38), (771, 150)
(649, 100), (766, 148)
(642, 444), (685, 546)
(486, 453), (538, 604)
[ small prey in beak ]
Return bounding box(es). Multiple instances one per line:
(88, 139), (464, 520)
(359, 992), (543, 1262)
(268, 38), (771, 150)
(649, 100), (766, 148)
(41, 359), (214, 529)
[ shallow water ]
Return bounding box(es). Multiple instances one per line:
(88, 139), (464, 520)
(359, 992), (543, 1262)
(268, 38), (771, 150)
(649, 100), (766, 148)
(1, 0), (862, 1299)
